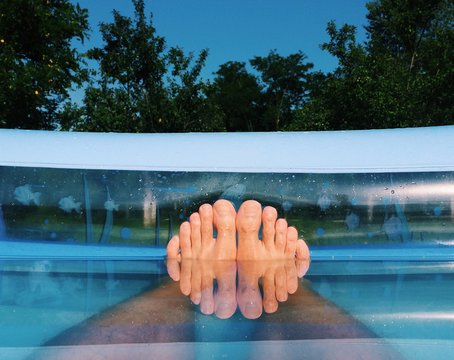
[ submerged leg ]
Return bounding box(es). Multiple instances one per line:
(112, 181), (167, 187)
(38, 200), (395, 360)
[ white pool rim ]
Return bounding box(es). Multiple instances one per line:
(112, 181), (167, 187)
(1, 126), (454, 173)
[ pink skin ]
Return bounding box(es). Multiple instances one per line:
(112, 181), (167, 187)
(236, 200), (310, 261)
(167, 199), (237, 261)
(167, 199), (311, 319)
(167, 259), (238, 319)
(237, 259), (310, 319)
(167, 199), (310, 261)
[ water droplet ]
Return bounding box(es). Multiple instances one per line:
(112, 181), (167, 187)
(120, 227), (132, 240)
(316, 227), (325, 237)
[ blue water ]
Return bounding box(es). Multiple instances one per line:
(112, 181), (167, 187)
(1, 257), (454, 360)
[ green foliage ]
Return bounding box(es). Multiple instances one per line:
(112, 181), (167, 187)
(0, 0), (89, 129)
(207, 61), (263, 131)
(64, 0), (167, 132)
(2, 0), (452, 132)
(63, 0), (223, 133)
(289, 0), (453, 131)
(209, 51), (313, 131)
(166, 47), (224, 132)
(251, 51), (313, 130)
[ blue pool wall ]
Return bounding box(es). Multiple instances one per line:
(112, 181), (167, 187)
(1, 126), (454, 261)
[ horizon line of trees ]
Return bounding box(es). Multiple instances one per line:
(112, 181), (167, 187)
(1, 0), (452, 133)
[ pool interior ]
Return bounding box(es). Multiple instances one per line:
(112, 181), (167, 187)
(1, 257), (454, 360)
(1, 166), (454, 359)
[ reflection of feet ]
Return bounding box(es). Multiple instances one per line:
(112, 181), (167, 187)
(237, 259), (310, 319)
(237, 200), (309, 261)
(167, 199), (310, 320)
(167, 259), (237, 319)
(167, 199), (237, 260)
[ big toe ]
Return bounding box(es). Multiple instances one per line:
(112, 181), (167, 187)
(213, 199), (237, 260)
(237, 200), (262, 233)
(214, 261), (237, 319)
(237, 200), (262, 260)
(237, 261), (264, 319)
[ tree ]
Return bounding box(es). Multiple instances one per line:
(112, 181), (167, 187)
(64, 0), (167, 132)
(251, 51), (313, 130)
(365, 0), (453, 126)
(289, 0), (453, 131)
(290, 22), (375, 130)
(166, 47), (224, 132)
(0, 0), (89, 129)
(208, 61), (263, 131)
(65, 0), (223, 133)
(209, 51), (313, 131)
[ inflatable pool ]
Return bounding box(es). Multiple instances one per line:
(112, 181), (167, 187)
(1, 126), (454, 360)
(1, 126), (454, 260)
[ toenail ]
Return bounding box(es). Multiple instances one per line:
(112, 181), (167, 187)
(200, 204), (212, 213)
(215, 208), (234, 218)
(245, 301), (260, 312)
(217, 302), (233, 312)
(263, 207), (277, 218)
(276, 219), (287, 230)
(243, 206), (260, 216)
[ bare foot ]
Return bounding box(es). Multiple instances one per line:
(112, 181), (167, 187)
(236, 200), (310, 261)
(167, 259), (237, 319)
(167, 199), (237, 260)
(166, 199), (310, 320)
(261, 259), (310, 314)
(237, 259), (310, 319)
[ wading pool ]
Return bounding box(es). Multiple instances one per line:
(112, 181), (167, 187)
(1, 126), (454, 359)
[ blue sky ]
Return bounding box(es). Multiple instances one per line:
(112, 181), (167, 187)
(74, 0), (370, 79)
